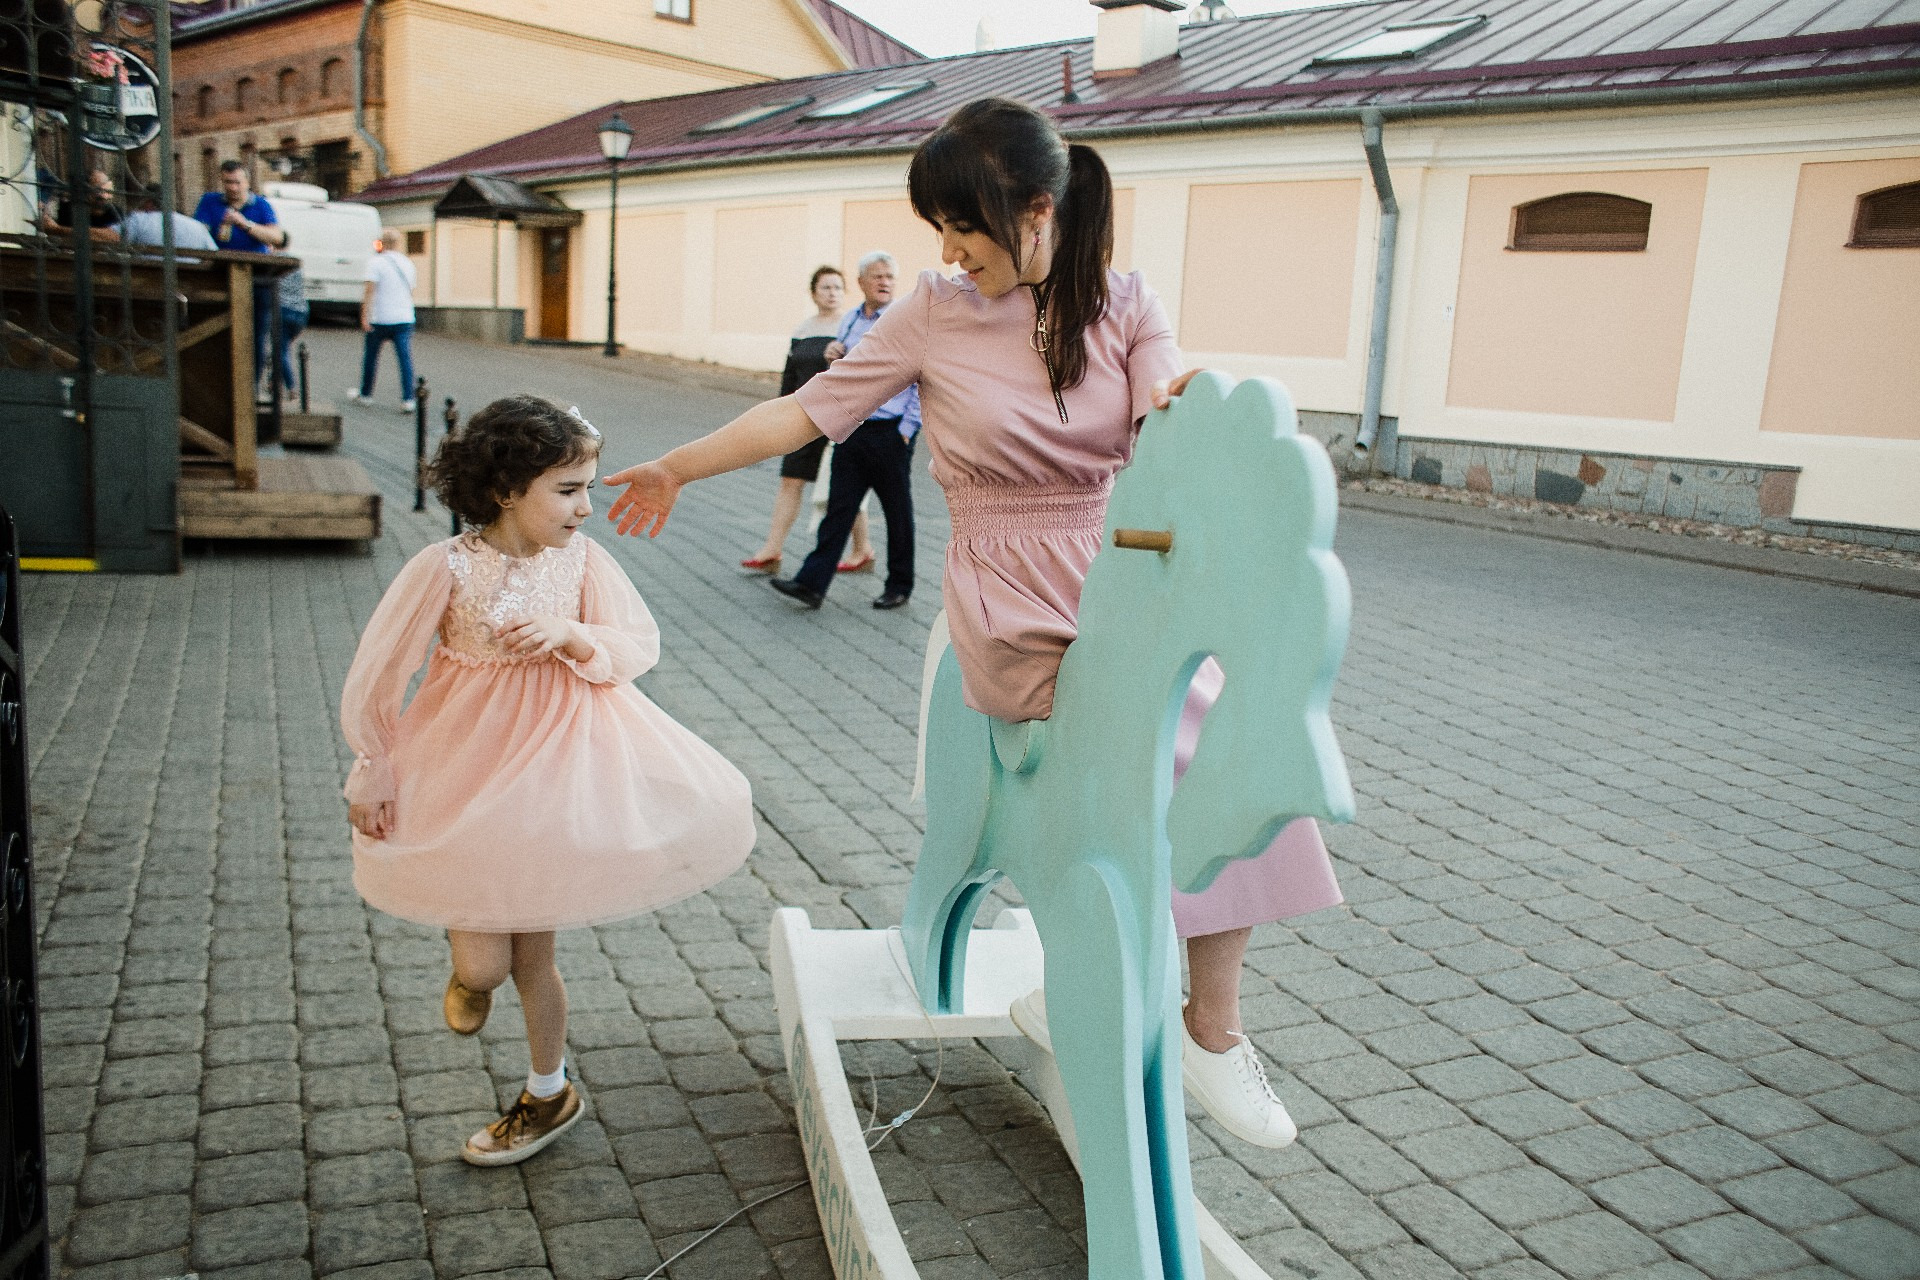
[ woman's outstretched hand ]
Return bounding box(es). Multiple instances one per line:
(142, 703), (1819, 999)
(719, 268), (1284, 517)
(1150, 368), (1203, 410)
(603, 461), (682, 538)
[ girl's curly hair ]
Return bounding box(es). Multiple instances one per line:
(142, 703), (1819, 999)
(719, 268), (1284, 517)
(426, 394), (602, 527)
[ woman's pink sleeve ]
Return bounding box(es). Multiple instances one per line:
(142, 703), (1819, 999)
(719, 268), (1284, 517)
(560, 539), (661, 686)
(1126, 279), (1183, 425)
(791, 276), (930, 442)
(340, 546), (453, 805)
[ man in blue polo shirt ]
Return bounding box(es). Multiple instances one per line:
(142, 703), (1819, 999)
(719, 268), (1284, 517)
(195, 160), (291, 412)
(193, 160), (286, 253)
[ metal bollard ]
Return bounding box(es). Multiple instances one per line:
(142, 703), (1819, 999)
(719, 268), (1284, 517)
(443, 398), (461, 535)
(297, 341), (310, 415)
(413, 376), (428, 512)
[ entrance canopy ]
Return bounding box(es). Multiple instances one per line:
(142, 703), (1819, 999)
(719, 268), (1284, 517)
(432, 174), (581, 228)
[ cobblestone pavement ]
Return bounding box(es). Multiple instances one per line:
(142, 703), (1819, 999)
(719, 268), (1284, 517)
(20, 328), (1920, 1280)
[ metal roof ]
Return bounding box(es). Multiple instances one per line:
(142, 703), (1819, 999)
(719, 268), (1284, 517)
(357, 0), (1920, 204)
(803, 0), (923, 67)
(433, 174), (584, 227)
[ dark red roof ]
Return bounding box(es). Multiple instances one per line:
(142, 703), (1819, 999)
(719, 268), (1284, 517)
(806, 0), (922, 67)
(359, 0), (1920, 204)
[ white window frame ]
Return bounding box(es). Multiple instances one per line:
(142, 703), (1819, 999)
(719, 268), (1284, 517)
(1313, 16), (1486, 64)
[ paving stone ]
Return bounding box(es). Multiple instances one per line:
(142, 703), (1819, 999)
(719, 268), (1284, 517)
(1801, 1216), (1920, 1280)
(196, 1148), (308, 1212)
(1586, 1166), (1730, 1231)
(87, 1093), (198, 1148)
(1650, 1125), (1786, 1183)
(311, 1149), (419, 1210)
(1765, 1124), (1904, 1181)
(1661, 1213), (1813, 1278)
(1499, 1130), (1623, 1198)
(313, 1201), (431, 1274)
(199, 1101), (304, 1157)
(75, 1141), (196, 1205)
(1586, 1088), (1710, 1142)
(428, 1208), (547, 1277)
(1516, 1211), (1673, 1280)
(1377, 1184), (1528, 1271)
(1718, 1167), (1864, 1232)
(64, 1194), (191, 1265)
(191, 1200), (311, 1270)
(1452, 1164), (1594, 1230)
(544, 1218), (665, 1279)
(1841, 1164), (1920, 1231)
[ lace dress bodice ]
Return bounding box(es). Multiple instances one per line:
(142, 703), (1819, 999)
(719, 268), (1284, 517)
(439, 533), (587, 663)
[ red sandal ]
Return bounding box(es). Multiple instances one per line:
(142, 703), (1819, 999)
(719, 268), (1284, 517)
(740, 554), (782, 573)
(837, 552), (876, 574)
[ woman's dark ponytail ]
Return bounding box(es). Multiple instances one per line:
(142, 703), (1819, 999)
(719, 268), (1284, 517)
(908, 98), (1116, 393)
(1050, 143), (1115, 392)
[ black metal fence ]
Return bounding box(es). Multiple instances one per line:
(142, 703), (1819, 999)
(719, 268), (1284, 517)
(0, 1), (179, 572)
(0, 507), (48, 1280)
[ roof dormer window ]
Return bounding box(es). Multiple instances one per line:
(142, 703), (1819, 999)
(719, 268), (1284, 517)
(800, 81), (932, 120)
(1314, 16), (1486, 64)
(692, 97), (815, 134)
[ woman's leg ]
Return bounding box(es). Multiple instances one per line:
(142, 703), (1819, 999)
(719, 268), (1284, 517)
(509, 931), (568, 1077)
(754, 476), (807, 560)
(448, 930), (513, 993)
(1182, 926), (1251, 1052)
(848, 507), (874, 562)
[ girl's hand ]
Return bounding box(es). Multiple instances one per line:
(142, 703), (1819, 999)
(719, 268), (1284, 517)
(1150, 368), (1204, 410)
(349, 801), (393, 839)
(496, 614), (587, 660)
(603, 460), (682, 538)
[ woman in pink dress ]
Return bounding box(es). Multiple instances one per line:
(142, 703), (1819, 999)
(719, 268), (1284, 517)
(342, 395), (755, 1166)
(605, 99), (1341, 1148)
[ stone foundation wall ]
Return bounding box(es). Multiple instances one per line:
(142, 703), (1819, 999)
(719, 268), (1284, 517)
(1386, 436), (1919, 551)
(414, 306), (525, 345)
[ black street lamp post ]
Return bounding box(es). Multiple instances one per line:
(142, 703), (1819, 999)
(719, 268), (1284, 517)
(598, 111), (634, 358)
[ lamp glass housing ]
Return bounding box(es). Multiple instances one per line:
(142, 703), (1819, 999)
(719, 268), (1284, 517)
(598, 114), (634, 162)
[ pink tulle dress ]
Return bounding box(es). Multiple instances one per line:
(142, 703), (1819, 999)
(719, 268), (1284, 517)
(340, 532), (756, 933)
(795, 269), (1341, 936)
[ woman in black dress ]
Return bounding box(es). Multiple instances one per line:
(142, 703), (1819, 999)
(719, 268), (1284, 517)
(741, 265), (875, 573)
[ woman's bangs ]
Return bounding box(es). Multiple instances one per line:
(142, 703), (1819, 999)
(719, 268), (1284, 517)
(909, 134), (1002, 244)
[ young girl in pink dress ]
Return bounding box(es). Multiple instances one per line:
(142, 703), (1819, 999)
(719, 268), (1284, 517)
(341, 394), (755, 1166)
(603, 99), (1342, 1150)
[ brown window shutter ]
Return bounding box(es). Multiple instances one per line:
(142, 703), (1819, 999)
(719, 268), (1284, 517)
(1850, 181), (1920, 249)
(1509, 192), (1652, 252)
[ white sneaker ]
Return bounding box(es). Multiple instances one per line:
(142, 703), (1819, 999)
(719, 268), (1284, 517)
(400, 399), (417, 413)
(344, 388), (367, 404)
(1182, 1021), (1298, 1149)
(1010, 987), (1297, 1149)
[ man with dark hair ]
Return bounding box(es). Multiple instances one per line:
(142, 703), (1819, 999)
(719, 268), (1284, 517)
(192, 160), (286, 251)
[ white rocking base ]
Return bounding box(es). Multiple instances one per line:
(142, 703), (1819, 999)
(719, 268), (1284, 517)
(769, 907), (1275, 1279)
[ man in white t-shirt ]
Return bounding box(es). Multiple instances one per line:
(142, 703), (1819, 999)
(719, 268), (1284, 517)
(350, 227), (420, 411)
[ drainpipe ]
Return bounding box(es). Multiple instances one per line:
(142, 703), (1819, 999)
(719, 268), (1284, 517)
(354, 0), (391, 178)
(1355, 106), (1396, 458)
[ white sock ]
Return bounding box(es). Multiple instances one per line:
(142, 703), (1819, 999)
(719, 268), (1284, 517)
(527, 1060), (567, 1099)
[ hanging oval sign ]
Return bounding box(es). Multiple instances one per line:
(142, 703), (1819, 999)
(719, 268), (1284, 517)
(79, 43), (161, 152)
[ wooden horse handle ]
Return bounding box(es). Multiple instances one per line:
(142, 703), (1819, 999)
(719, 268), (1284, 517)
(1113, 529), (1173, 553)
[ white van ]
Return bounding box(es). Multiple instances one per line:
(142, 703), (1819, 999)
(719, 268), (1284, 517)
(264, 181), (383, 320)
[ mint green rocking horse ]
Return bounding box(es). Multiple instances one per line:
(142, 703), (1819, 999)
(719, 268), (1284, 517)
(900, 372), (1355, 1279)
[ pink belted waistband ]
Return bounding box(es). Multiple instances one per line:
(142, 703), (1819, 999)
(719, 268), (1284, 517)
(943, 480), (1112, 540)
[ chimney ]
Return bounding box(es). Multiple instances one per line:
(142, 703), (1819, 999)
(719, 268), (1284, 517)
(1091, 0), (1183, 78)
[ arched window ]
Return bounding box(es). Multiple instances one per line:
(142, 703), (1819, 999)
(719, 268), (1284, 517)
(276, 67), (298, 104)
(1509, 192), (1651, 252)
(236, 76), (253, 113)
(1849, 181), (1920, 249)
(200, 146), (216, 191)
(196, 84), (214, 117)
(320, 57), (344, 98)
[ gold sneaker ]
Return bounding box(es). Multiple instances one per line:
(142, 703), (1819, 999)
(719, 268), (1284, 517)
(443, 975), (491, 1036)
(461, 1084), (583, 1166)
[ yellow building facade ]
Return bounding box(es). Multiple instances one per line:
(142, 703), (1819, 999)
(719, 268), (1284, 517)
(172, 0), (880, 198)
